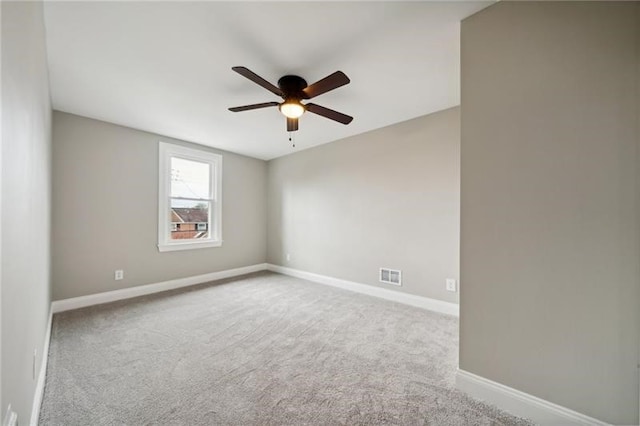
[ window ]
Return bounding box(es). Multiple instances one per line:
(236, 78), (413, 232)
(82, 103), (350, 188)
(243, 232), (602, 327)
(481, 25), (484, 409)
(158, 142), (222, 252)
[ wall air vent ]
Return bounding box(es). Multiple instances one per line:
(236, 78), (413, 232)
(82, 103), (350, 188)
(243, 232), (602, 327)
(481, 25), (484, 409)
(380, 268), (402, 286)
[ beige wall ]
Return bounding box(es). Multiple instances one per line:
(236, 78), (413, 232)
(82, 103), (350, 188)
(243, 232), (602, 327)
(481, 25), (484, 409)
(267, 107), (460, 303)
(1, 1), (52, 423)
(52, 112), (267, 300)
(460, 2), (639, 424)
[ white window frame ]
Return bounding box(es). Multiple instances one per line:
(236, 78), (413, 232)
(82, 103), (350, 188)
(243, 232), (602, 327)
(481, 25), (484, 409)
(158, 142), (222, 252)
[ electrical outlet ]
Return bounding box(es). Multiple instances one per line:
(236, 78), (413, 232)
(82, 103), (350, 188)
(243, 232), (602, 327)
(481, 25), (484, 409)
(114, 270), (124, 280)
(286, 253), (291, 262)
(446, 278), (457, 292)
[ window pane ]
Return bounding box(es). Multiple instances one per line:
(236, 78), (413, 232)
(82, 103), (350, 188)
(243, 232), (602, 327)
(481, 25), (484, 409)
(170, 199), (210, 240)
(170, 157), (210, 199)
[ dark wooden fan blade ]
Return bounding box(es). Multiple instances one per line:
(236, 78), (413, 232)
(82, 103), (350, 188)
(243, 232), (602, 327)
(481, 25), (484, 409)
(228, 102), (279, 112)
(287, 117), (299, 132)
(302, 71), (350, 99)
(305, 103), (353, 125)
(232, 66), (283, 97)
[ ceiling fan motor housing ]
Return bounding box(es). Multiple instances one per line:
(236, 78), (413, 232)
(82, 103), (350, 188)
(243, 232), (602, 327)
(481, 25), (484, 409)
(277, 75), (308, 100)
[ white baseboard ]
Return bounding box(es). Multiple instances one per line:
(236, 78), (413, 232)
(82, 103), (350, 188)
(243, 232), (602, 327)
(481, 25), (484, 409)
(51, 262), (458, 317)
(51, 263), (268, 313)
(30, 308), (52, 426)
(456, 369), (610, 425)
(266, 264), (459, 317)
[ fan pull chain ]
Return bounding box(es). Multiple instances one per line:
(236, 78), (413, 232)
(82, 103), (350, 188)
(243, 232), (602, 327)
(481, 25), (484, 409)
(289, 132), (295, 148)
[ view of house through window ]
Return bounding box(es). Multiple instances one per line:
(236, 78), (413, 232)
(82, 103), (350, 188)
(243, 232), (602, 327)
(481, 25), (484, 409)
(158, 142), (222, 252)
(170, 157), (210, 240)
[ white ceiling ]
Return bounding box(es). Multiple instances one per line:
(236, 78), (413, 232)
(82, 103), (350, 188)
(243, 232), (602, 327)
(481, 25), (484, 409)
(44, 1), (491, 160)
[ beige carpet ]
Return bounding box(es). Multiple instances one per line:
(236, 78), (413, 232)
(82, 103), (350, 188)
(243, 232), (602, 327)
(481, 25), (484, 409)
(39, 271), (532, 425)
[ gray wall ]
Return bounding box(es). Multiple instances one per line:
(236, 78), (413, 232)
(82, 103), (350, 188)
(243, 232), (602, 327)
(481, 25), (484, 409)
(52, 112), (267, 300)
(267, 107), (460, 303)
(459, 2), (639, 424)
(1, 1), (52, 423)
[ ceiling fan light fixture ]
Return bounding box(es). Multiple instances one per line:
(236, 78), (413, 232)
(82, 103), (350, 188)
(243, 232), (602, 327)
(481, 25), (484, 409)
(279, 100), (305, 119)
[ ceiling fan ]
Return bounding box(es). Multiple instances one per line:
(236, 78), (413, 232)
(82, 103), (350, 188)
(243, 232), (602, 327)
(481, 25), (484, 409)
(228, 66), (353, 132)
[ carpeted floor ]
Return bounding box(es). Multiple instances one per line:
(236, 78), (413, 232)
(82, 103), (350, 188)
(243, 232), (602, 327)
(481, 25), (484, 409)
(39, 272), (532, 425)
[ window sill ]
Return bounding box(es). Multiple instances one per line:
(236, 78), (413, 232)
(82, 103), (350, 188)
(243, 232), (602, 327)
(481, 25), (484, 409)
(158, 240), (222, 252)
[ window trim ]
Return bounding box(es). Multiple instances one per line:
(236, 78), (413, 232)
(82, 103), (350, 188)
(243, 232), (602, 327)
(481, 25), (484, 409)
(158, 142), (222, 252)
